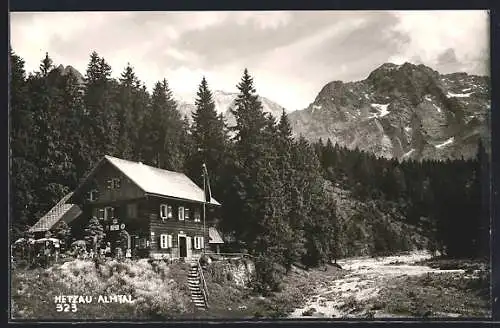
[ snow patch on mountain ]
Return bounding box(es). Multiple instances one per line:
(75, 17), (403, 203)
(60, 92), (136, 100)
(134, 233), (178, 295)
(432, 103), (442, 113)
(447, 92), (473, 98)
(435, 137), (455, 149)
(312, 104), (322, 114)
(369, 104), (390, 118)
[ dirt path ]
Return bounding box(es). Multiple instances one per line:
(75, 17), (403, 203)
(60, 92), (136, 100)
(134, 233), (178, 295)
(289, 251), (466, 318)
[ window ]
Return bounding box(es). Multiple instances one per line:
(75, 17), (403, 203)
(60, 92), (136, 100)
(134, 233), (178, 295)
(194, 236), (205, 250)
(160, 234), (173, 249)
(127, 203), (137, 218)
(104, 207), (114, 220)
(194, 209), (201, 222)
(107, 178), (121, 190)
(160, 204), (173, 220)
(178, 206), (185, 221)
(184, 208), (190, 220)
(88, 189), (98, 201)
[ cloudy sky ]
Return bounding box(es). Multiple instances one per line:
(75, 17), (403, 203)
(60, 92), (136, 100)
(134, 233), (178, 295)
(10, 10), (489, 111)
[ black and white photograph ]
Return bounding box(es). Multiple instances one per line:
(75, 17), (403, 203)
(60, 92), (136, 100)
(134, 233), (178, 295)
(9, 10), (492, 320)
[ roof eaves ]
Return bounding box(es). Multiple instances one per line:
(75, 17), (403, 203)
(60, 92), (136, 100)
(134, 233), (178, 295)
(145, 192), (221, 206)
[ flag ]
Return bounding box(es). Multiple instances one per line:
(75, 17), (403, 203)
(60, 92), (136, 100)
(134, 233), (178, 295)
(202, 163), (212, 203)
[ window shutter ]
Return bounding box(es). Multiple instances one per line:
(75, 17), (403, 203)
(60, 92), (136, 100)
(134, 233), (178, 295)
(201, 237), (204, 249)
(178, 207), (184, 221)
(194, 236), (203, 250)
(161, 234), (171, 249)
(160, 204), (169, 220)
(107, 180), (112, 190)
(89, 189), (98, 201)
(167, 205), (173, 218)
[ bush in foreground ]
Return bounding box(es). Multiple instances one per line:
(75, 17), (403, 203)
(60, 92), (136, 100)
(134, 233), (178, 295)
(11, 258), (193, 320)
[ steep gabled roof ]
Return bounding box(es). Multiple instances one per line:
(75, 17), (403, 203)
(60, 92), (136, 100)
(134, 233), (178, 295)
(73, 155), (221, 206)
(29, 193), (82, 233)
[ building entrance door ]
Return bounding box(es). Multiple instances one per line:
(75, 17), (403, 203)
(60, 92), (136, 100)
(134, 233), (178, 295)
(179, 236), (187, 258)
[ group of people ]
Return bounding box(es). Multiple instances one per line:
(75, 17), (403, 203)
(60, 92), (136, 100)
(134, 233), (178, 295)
(11, 239), (62, 268)
(12, 237), (138, 267)
(75, 242), (133, 260)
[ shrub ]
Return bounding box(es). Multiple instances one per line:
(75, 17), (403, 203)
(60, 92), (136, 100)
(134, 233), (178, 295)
(251, 256), (285, 294)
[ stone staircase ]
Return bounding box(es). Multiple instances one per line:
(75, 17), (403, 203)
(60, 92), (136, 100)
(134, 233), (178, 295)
(188, 261), (208, 310)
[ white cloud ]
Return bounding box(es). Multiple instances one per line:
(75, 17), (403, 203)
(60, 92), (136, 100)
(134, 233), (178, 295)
(388, 10), (489, 73)
(234, 11), (293, 29)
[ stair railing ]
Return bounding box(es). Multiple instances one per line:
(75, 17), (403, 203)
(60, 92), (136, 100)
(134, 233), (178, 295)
(197, 257), (209, 308)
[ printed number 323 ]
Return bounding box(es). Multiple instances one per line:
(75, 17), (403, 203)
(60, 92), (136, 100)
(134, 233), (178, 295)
(56, 304), (77, 312)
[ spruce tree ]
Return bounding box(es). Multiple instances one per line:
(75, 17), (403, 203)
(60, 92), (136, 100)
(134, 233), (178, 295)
(229, 69), (303, 289)
(228, 68), (271, 245)
(26, 53), (70, 219)
(116, 63), (145, 160)
(140, 79), (186, 171)
(83, 52), (120, 166)
(10, 50), (39, 236)
(188, 77), (229, 196)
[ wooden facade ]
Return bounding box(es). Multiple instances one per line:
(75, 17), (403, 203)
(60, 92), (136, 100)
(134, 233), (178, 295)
(66, 156), (221, 259)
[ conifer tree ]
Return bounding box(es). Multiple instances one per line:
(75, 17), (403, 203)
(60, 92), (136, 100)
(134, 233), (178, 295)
(83, 52), (120, 166)
(116, 63), (145, 160)
(187, 77), (228, 194)
(229, 69), (304, 289)
(84, 217), (106, 252)
(228, 69), (272, 244)
(26, 53), (71, 219)
(140, 79), (186, 171)
(10, 50), (39, 236)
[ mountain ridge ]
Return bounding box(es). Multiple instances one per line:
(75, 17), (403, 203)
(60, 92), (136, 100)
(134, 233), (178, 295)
(288, 62), (490, 161)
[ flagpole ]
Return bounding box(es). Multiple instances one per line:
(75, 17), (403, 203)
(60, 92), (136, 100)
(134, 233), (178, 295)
(202, 164), (206, 256)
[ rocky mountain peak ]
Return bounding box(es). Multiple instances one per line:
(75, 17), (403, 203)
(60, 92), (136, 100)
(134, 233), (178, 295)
(289, 62), (490, 161)
(53, 64), (85, 85)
